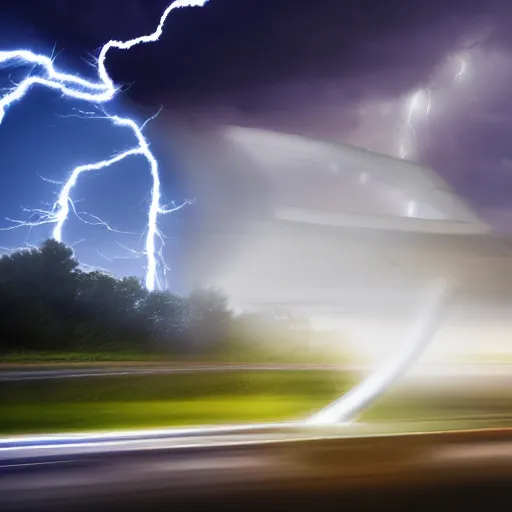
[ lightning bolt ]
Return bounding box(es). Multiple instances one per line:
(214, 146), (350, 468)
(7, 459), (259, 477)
(406, 91), (421, 140)
(399, 55), (468, 160)
(0, 0), (209, 291)
(399, 89), (430, 160)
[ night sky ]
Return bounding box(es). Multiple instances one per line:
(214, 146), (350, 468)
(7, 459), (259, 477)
(1, 0), (512, 287)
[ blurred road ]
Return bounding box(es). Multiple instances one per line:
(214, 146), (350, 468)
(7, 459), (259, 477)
(1, 362), (511, 381)
(0, 363), (363, 381)
(1, 424), (512, 511)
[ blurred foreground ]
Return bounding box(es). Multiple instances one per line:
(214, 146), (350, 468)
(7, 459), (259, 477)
(2, 423), (511, 511)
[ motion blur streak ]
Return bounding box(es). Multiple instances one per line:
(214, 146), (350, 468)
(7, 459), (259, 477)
(0, 0), (209, 290)
(0, 422), (299, 451)
(309, 279), (450, 424)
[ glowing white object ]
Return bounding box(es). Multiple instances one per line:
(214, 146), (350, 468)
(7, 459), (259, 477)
(0, 0), (209, 290)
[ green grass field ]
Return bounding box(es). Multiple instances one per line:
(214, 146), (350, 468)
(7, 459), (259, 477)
(0, 371), (349, 434)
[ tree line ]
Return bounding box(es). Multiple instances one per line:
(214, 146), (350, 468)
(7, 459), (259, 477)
(0, 240), (233, 354)
(0, 240), (317, 357)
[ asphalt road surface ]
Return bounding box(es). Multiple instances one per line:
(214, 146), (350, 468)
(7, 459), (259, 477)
(1, 424), (512, 511)
(0, 364), (365, 381)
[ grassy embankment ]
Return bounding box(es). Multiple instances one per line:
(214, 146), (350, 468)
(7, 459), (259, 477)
(1, 369), (512, 435)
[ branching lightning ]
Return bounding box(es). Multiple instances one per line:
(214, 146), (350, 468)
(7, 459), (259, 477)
(0, 0), (209, 290)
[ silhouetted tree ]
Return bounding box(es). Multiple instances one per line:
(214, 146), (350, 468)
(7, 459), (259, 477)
(0, 240), (80, 351)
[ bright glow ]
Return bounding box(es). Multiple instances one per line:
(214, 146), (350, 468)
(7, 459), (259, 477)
(0, 0), (209, 290)
(308, 279), (449, 424)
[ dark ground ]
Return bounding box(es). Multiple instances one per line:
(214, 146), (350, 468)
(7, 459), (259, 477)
(2, 427), (511, 511)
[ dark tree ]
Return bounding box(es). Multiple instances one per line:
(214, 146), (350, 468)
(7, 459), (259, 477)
(0, 240), (80, 351)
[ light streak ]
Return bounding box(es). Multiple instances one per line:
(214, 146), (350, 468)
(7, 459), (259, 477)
(399, 89), (430, 160)
(0, 0), (209, 290)
(68, 202), (138, 236)
(308, 278), (450, 424)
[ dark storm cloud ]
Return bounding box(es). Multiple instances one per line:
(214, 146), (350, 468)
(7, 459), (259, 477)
(4, 0), (505, 103)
